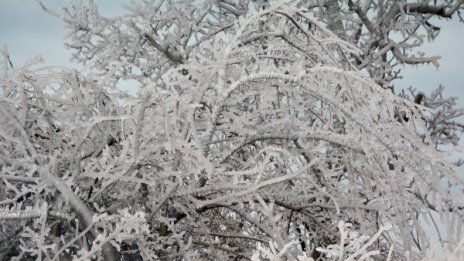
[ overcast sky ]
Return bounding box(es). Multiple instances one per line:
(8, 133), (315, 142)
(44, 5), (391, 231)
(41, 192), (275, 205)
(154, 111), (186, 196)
(1, 0), (463, 108)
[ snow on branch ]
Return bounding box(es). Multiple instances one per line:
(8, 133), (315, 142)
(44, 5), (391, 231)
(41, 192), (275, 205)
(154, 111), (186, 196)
(1, 1), (463, 260)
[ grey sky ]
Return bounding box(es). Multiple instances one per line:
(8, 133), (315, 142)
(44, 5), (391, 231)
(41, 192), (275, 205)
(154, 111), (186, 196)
(1, 0), (463, 107)
(1, 0), (127, 67)
(395, 17), (464, 107)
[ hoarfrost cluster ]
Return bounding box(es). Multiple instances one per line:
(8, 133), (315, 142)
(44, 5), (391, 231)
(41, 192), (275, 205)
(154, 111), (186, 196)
(1, 0), (464, 260)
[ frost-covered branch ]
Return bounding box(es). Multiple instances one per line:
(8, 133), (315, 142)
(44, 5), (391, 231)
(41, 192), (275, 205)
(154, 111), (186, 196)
(1, 0), (463, 260)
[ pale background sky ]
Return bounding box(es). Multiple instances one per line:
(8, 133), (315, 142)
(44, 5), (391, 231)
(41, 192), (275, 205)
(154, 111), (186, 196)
(1, 0), (463, 105)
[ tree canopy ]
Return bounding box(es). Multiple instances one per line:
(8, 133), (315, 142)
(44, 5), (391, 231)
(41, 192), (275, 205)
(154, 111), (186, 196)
(1, 1), (464, 260)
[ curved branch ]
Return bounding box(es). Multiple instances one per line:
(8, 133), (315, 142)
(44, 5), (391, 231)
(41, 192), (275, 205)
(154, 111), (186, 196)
(407, 0), (464, 18)
(0, 209), (74, 221)
(0, 174), (38, 183)
(41, 168), (118, 261)
(220, 132), (364, 163)
(392, 46), (440, 66)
